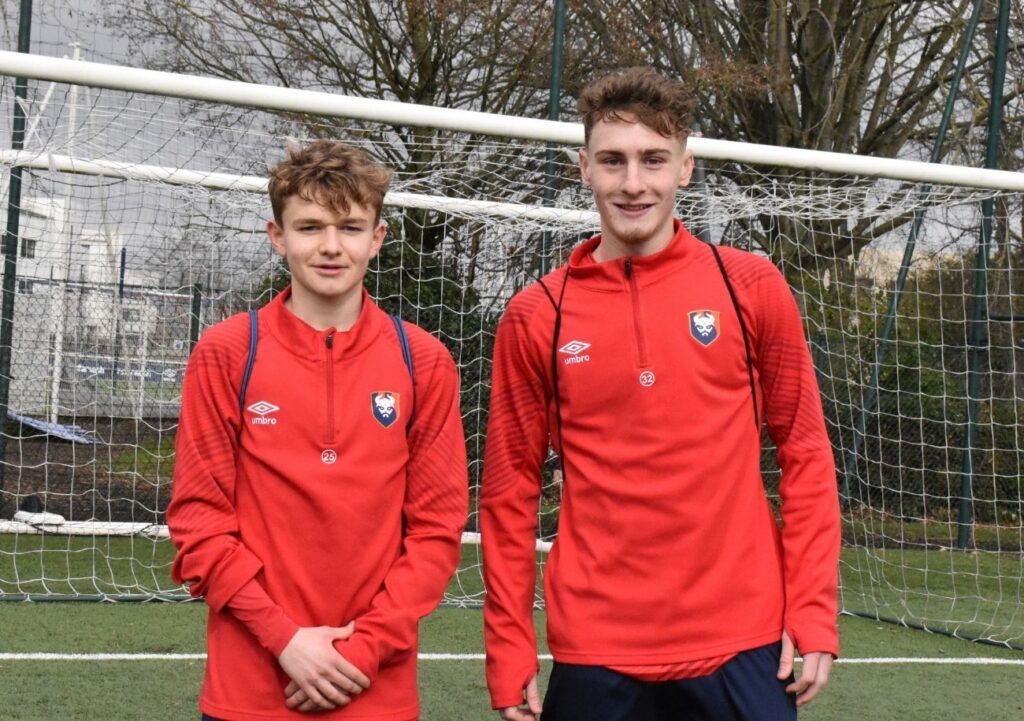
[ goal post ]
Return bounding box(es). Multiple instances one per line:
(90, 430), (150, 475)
(0, 54), (1022, 650)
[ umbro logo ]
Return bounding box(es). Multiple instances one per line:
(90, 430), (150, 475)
(558, 340), (591, 365)
(248, 400), (279, 425)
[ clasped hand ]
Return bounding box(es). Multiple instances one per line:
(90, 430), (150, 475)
(277, 622), (370, 712)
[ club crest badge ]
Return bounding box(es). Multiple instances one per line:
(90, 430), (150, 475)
(371, 391), (401, 428)
(688, 310), (720, 346)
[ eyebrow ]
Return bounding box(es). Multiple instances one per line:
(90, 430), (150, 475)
(593, 148), (672, 156)
(291, 215), (369, 225)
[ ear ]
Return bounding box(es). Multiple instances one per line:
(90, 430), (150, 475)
(678, 150), (695, 189)
(267, 219), (286, 258)
(579, 147), (592, 188)
(369, 220), (387, 259)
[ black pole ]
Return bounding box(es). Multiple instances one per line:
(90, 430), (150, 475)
(118, 246), (127, 298)
(0, 0), (34, 504)
(111, 246), (127, 376)
(540, 0), (567, 277)
(958, 0), (1010, 549)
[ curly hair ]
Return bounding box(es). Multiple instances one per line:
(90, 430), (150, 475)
(577, 67), (695, 146)
(268, 139), (393, 223)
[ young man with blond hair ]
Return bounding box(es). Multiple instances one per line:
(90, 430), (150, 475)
(481, 68), (840, 721)
(169, 139), (468, 720)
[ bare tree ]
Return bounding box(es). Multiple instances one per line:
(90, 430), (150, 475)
(106, 1), (1024, 280)
(568, 0), (1024, 269)
(110, 0), (569, 255)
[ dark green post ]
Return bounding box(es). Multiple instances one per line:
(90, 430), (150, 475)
(958, 0), (1010, 549)
(0, 0), (34, 501)
(840, 0), (983, 507)
(111, 247), (127, 376)
(540, 0), (567, 277)
(189, 283), (202, 352)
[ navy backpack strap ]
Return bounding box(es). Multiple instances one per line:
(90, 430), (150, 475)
(238, 309), (258, 431)
(389, 314), (415, 432)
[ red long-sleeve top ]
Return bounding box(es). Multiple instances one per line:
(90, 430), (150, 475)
(168, 287), (468, 721)
(481, 221), (840, 708)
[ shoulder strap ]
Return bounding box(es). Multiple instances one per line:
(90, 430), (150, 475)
(707, 243), (760, 430)
(539, 267), (571, 488)
(238, 309), (258, 425)
(237, 310), (415, 436)
(389, 314), (415, 432)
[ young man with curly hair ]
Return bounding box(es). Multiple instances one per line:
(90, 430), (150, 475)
(169, 139), (468, 720)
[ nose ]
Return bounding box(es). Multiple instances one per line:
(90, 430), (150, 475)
(621, 160), (644, 196)
(320, 226), (342, 254)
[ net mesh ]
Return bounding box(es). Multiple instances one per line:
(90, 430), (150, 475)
(0, 71), (1022, 647)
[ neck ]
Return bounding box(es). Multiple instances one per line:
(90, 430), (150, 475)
(591, 219), (676, 263)
(285, 286), (364, 331)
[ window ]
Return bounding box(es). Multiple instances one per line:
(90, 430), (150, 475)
(19, 238), (36, 259)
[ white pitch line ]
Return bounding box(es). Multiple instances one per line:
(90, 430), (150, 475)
(833, 657), (1024, 665)
(0, 653), (208, 660)
(0, 653), (1022, 665)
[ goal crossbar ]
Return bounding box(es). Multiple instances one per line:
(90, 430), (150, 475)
(0, 149), (601, 225)
(2, 50), (1024, 192)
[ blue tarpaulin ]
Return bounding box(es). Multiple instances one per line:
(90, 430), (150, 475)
(7, 411), (98, 445)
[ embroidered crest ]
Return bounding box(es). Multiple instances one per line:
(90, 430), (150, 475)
(688, 310), (720, 346)
(371, 391), (401, 428)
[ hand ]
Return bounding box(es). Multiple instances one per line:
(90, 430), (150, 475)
(777, 630), (833, 707)
(498, 674), (542, 721)
(278, 623), (370, 712)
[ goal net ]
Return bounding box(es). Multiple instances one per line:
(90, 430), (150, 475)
(0, 60), (1022, 649)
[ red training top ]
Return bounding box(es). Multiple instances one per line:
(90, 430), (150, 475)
(169, 287), (468, 721)
(481, 221), (840, 708)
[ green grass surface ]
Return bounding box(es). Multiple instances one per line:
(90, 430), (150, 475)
(842, 506), (1024, 551)
(4, 535), (1022, 648)
(0, 537), (512, 601)
(107, 435), (177, 479)
(840, 546), (1024, 644)
(0, 604), (1022, 720)
(2, 534), (1022, 719)
(0, 534), (180, 597)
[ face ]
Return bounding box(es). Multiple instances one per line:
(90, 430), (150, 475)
(580, 116), (693, 257)
(267, 194), (385, 312)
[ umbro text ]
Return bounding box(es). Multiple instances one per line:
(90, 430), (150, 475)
(564, 354), (591, 365)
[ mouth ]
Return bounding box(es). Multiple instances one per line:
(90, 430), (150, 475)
(615, 203), (654, 216)
(315, 264), (347, 275)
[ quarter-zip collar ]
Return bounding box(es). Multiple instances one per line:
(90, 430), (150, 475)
(567, 219), (702, 288)
(263, 285), (386, 360)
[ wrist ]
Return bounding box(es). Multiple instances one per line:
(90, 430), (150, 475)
(334, 632), (380, 681)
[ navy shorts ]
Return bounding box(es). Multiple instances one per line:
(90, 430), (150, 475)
(541, 642), (797, 721)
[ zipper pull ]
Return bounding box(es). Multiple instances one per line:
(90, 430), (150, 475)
(325, 333), (334, 349)
(624, 258), (633, 278)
